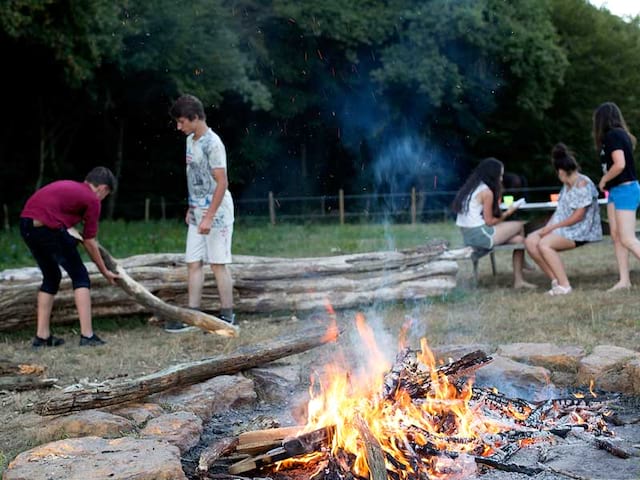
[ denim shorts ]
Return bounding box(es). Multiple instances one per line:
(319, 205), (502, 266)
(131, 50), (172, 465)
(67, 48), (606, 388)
(608, 181), (640, 211)
(460, 224), (495, 249)
(19, 218), (90, 294)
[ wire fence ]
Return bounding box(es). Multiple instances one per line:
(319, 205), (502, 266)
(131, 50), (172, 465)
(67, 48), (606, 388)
(1, 186), (565, 229)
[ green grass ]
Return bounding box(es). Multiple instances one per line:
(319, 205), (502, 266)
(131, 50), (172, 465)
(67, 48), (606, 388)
(0, 220), (462, 269)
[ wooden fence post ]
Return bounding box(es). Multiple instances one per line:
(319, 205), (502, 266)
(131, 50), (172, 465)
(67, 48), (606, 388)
(321, 196), (326, 216)
(3, 204), (9, 231)
(339, 189), (345, 225)
(160, 197), (166, 220)
(411, 187), (417, 225)
(145, 198), (150, 222)
(268, 192), (276, 225)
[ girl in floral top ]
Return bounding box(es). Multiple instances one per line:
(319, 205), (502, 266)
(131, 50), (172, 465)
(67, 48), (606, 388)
(525, 144), (602, 295)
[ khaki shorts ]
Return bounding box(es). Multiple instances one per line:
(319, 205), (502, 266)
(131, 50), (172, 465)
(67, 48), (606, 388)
(185, 224), (233, 264)
(460, 225), (495, 250)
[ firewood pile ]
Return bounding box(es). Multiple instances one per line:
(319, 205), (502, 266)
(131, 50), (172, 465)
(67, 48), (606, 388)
(0, 241), (466, 330)
(195, 348), (632, 480)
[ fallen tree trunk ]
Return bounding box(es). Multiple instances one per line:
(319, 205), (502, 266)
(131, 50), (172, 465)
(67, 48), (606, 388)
(97, 244), (237, 337)
(34, 324), (340, 415)
(1, 242), (466, 331)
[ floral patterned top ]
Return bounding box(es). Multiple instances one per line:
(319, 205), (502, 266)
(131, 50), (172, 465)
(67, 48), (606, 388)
(549, 174), (602, 242)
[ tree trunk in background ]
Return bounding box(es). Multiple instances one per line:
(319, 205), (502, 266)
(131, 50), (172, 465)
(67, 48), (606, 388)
(107, 117), (124, 220)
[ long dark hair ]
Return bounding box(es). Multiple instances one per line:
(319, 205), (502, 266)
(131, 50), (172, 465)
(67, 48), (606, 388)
(551, 143), (579, 174)
(592, 102), (637, 151)
(452, 157), (503, 218)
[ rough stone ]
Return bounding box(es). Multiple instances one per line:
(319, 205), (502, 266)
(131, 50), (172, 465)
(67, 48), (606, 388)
(245, 362), (302, 403)
(577, 345), (640, 393)
(474, 355), (552, 401)
(627, 358), (640, 395)
(110, 402), (166, 427)
(497, 342), (585, 372)
(35, 409), (135, 443)
(150, 374), (256, 421)
(3, 436), (186, 480)
(432, 344), (495, 362)
(140, 411), (203, 453)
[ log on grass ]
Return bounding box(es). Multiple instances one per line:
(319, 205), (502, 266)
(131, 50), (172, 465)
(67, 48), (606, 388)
(0, 358), (56, 391)
(34, 324), (340, 415)
(97, 244), (237, 337)
(0, 242), (464, 330)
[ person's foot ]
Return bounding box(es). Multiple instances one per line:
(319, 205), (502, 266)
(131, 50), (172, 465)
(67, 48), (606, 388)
(551, 279), (558, 289)
(32, 335), (65, 348)
(607, 282), (631, 292)
(514, 281), (537, 289)
(218, 313), (236, 325)
(164, 321), (198, 333)
(547, 284), (572, 296)
(79, 334), (106, 346)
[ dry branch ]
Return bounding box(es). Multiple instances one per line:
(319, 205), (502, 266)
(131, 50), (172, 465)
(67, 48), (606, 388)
(198, 437), (239, 475)
(34, 324), (339, 415)
(97, 244), (237, 337)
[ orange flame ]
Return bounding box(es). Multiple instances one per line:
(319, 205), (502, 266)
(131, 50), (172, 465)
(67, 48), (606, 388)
(290, 314), (511, 478)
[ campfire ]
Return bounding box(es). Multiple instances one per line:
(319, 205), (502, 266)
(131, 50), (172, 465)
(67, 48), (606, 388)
(197, 314), (631, 479)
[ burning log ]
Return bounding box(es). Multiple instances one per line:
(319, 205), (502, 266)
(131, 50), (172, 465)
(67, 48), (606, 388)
(352, 415), (386, 480)
(0, 242), (462, 330)
(382, 349), (492, 400)
(34, 324), (339, 415)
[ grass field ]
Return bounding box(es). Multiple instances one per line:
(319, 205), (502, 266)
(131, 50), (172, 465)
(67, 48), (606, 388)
(1, 220), (639, 474)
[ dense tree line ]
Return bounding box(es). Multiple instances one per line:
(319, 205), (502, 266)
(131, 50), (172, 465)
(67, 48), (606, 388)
(1, 0), (638, 219)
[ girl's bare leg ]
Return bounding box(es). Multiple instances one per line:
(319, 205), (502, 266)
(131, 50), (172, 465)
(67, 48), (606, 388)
(525, 231), (555, 280)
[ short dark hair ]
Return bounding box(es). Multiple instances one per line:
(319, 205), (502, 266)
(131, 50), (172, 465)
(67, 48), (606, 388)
(85, 167), (117, 192)
(169, 94), (206, 121)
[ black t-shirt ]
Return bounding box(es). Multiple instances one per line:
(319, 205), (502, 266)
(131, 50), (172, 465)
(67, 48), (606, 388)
(600, 128), (636, 189)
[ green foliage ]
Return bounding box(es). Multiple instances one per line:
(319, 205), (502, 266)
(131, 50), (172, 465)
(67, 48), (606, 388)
(119, 0), (271, 110)
(0, 0), (126, 84)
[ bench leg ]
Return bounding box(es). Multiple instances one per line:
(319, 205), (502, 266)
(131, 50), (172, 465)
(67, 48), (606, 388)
(490, 251), (497, 276)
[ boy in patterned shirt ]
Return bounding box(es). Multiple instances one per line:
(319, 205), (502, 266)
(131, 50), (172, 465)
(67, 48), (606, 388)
(168, 94), (235, 332)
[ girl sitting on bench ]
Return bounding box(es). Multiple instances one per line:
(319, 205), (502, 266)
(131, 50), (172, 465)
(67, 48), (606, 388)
(452, 157), (534, 289)
(524, 143), (602, 295)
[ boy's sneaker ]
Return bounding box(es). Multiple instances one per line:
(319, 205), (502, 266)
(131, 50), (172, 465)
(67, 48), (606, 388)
(32, 335), (65, 348)
(164, 321), (198, 333)
(218, 313), (236, 325)
(79, 334), (106, 346)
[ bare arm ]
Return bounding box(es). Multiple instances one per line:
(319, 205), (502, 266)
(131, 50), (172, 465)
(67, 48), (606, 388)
(599, 150), (625, 191)
(82, 237), (119, 285)
(198, 168), (228, 234)
(480, 189), (519, 226)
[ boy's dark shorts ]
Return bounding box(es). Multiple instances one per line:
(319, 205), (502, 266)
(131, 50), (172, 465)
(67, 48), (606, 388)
(20, 218), (90, 293)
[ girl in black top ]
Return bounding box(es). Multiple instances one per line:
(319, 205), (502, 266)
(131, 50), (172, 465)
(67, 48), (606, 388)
(593, 102), (640, 291)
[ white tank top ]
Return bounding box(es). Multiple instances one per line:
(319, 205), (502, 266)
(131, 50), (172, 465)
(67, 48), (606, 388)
(456, 183), (489, 228)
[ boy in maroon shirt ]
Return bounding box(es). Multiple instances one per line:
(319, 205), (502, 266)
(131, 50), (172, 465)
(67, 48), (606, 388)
(20, 167), (119, 347)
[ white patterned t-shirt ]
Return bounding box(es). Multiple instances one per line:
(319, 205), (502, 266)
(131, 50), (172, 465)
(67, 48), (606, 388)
(549, 174), (602, 242)
(186, 128), (234, 227)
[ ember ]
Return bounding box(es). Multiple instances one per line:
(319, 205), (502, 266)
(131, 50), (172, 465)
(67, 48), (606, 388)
(199, 316), (632, 479)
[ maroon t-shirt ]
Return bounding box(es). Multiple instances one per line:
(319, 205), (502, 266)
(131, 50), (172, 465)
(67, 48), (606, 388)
(21, 181), (101, 239)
